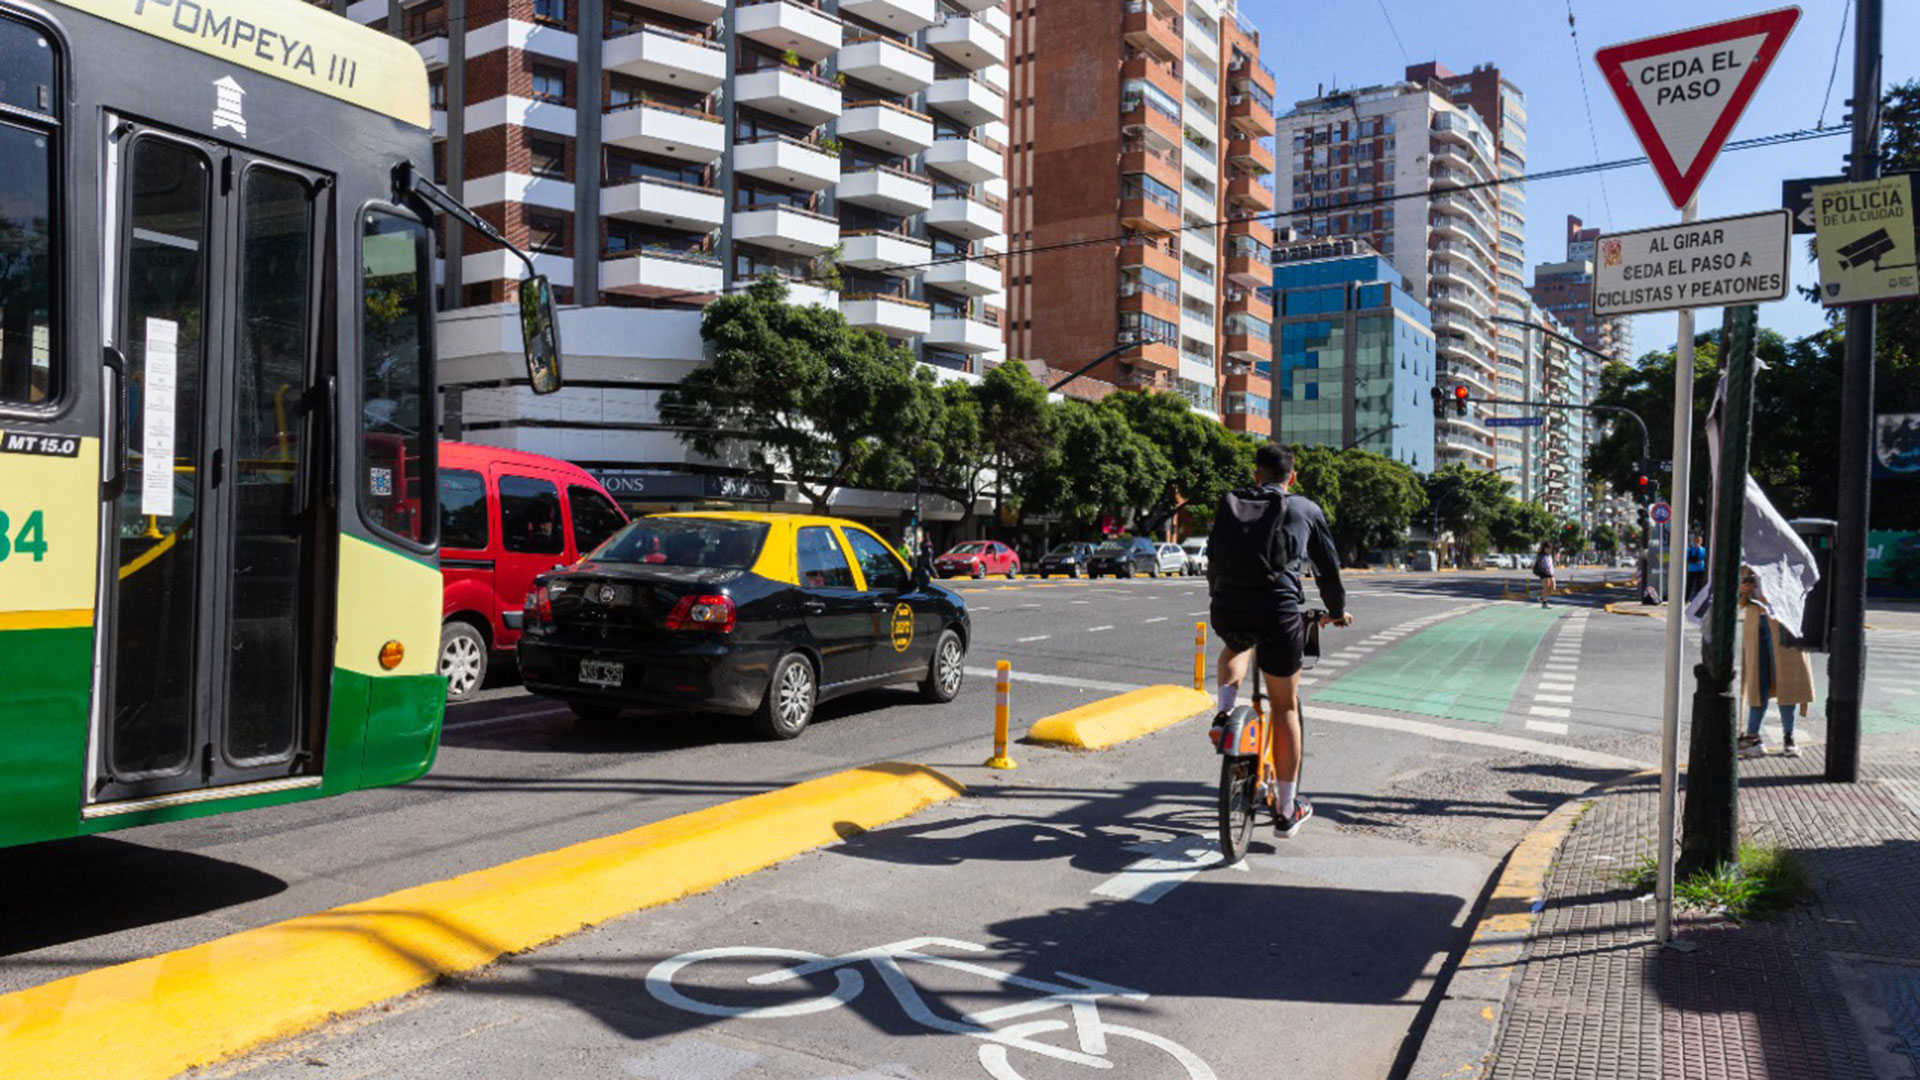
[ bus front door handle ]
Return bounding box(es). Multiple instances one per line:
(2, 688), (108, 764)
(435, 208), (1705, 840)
(102, 346), (129, 499)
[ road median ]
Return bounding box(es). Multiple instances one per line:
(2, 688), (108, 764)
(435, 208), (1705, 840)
(0, 762), (965, 1080)
(1026, 685), (1215, 750)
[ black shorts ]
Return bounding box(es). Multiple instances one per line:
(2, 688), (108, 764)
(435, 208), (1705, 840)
(1210, 605), (1309, 678)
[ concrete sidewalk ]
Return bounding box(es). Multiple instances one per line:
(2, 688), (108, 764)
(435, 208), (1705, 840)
(1478, 746), (1920, 1079)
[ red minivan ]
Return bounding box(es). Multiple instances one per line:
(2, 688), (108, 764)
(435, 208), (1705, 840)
(437, 442), (629, 702)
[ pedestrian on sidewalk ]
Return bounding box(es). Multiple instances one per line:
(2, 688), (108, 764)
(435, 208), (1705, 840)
(1737, 569), (1816, 758)
(1686, 533), (1708, 603)
(1532, 543), (1556, 608)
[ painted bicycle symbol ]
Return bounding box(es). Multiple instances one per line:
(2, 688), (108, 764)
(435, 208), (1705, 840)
(645, 936), (1216, 1080)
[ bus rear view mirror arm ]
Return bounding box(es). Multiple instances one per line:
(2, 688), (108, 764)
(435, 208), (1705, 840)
(395, 162), (564, 395)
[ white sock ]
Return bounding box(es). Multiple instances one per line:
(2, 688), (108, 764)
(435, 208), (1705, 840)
(1276, 781), (1298, 819)
(1216, 684), (1238, 714)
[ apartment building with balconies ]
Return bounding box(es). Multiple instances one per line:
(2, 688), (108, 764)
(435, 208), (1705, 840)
(1003, 0), (1277, 433)
(314, 0), (1010, 517)
(1274, 61), (1526, 474)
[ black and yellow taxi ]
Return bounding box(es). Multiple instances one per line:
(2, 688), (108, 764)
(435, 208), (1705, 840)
(516, 512), (970, 739)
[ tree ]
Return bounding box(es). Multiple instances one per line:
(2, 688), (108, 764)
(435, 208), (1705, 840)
(1022, 399), (1169, 530)
(1584, 337), (1722, 529)
(1558, 519), (1588, 555)
(660, 276), (929, 511)
(1322, 449), (1427, 565)
(1489, 498), (1557, 553)
(1592, 522), (1622, 555)
(1422, 464), (1510, 560)
(976, 360), (1055, 521)
(1107, 390), (1254, 532)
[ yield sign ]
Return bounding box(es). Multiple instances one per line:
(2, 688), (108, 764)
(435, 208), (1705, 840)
(1595, 8), (1800, 209)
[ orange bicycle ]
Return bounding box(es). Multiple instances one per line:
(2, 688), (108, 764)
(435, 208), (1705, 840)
(1213, 610), (1322, 864)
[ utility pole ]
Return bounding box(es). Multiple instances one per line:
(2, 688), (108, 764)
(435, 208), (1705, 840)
(1826, 0), (1882, 783)
(1680, 304), (1757, 876)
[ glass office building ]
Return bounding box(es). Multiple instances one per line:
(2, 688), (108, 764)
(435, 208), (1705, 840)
(1271, 242), (1435, 471)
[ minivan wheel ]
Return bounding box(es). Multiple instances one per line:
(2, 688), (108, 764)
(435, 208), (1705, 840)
(755, 653), (816, 740)
(1121, 564), (1134, 579)
(919, 629), (966, 703)
(439, 621), (488, 704)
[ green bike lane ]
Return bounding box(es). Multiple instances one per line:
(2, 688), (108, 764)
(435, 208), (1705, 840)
(1312, 605), (1567, 726)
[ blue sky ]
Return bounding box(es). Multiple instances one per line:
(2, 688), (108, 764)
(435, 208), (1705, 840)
(1235, 0), (1918, 357)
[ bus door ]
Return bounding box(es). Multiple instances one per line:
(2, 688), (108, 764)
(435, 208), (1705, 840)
(95, 121), (331, 802)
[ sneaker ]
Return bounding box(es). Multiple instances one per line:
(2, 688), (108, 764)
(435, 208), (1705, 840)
(1208, 711), (1229, 750)
(1275, 795), (1314, 839)
(1781, 738), (1801, 758)
(1737, 734), (1766, 759)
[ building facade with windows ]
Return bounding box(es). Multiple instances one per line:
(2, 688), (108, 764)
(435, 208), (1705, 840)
(1003, 0), (1278, 433)
(1270, 240), (1436, 471)
(1273, 62), (1526, 474)
(311, 0), (1010, 517)
(1530, 218), (1633, 364)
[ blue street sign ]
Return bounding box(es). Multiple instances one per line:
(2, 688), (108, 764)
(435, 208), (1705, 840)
(1486, 416), (1545, 428)
(1651, 501), (1673, 525)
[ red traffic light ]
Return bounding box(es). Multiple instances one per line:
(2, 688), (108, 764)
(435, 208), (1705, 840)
(1453, 385), (1469, 401)
(1636, 475), (1650, 488)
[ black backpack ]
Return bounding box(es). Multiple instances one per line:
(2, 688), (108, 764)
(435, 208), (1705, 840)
(1532, 552), (1550, 578)
(1208, 485), (1289, 589)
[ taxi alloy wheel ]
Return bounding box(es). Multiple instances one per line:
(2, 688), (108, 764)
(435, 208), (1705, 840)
(755, 653), (816, 740)
(920, 629), (965, 703)
(439, 622), (487, 703)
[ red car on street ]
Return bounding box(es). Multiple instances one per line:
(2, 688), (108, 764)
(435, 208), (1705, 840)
(934, 541), (1021, 579)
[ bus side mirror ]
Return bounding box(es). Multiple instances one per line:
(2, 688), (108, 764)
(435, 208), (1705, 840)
(520, 276), (563, 395)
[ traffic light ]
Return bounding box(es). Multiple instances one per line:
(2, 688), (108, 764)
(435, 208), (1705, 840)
(1453, 385), (1470, 418)
(1429, 386), (1445, 419)
(1635, 473), (1653, 504)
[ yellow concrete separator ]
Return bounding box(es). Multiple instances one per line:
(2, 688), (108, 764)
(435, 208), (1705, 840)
(0, 762), (965, 1080)
(1026, 685), (1216, 750)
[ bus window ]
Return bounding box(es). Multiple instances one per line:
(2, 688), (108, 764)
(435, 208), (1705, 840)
(360, 210), (436, 546)
(0, 19), (57, 406)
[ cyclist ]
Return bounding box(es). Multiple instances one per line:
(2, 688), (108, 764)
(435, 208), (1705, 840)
(1207, 443), (1353, 837)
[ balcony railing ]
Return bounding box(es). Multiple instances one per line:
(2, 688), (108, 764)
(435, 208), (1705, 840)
(605, 96), (720, 122)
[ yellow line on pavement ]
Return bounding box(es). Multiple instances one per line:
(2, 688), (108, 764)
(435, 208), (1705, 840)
(0, 762), (965, 1080)
(1026, 685), (1215, 750)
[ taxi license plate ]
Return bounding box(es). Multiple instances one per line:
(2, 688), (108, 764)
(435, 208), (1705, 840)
(578, 659), (624, 687)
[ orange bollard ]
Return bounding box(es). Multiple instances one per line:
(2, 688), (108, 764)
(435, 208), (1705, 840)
(1193, 622), (1207, 691)
(985, 660), (1017, 769)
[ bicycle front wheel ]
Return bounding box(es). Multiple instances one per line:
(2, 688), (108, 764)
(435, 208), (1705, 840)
(1218, 756), (1256, 864)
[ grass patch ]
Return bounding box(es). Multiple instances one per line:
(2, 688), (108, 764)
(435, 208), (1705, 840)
(1612, 843), (1810, 920)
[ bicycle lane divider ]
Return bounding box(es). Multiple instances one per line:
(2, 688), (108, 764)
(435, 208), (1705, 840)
(0, 762), (967, 1080)
(1025, 685), (1215, 751)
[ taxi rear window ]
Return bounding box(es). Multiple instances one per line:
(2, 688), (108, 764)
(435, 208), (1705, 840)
(596, 518), (768, 569)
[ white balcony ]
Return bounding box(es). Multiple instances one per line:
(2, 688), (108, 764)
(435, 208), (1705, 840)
(942, 0), (1001, 11)
(927, 315), (1000, 353)
(838, 0), (937, 31)
(842, 294), (931, 338)
(841, 230), (932, 274)
(838, 36), (935, 94)
(636, 0), (725, 21)
(837, 101), (935, 154)
(925, 12), (1005, 71)
(413, 34), (447, 70)
(924, 135), (1001, 183)
(731, 136), (840, 190)
(602, 102), (725, 162)
(925, 74), (1004, 127)
(926, 194), (1001, 240)
(603, 28), (725, 93)
(836, 165), (933, 215)
(734, 68), (843, 126)
(601, 250), (724, 298)
(923, 256), (1000, 295)
(601, 177), (724, 230)
(732, 205), (840, 254)
(736, 0), (842, 62)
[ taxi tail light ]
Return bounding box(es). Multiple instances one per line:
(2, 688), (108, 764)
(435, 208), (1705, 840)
(526, 584), (553, 625)
(665, 594), (736, 633)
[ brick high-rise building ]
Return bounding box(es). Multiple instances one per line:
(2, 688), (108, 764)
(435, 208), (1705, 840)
(1530, 216), (1633, 363)
(311, 0), (1011, 521)
(1274, 62), (1526, 472)
(1004, 0), (1278, 434)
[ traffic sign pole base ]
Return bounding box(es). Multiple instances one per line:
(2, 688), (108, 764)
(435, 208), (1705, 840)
(983, 755), (1018, 770)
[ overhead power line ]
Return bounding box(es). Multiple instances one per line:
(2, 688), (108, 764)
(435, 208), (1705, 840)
(1565, 0), (1616, 228)
(1818, 0), (1854, 128)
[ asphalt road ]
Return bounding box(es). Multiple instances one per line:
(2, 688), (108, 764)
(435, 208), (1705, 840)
(10, 569), (1920, 1080)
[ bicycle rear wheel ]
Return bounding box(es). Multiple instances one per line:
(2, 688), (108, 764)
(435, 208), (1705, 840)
(1218, 756), (1256, 864)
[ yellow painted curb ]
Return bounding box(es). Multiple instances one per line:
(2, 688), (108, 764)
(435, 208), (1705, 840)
(1026, 685), (1215, 750)
(1604, 602), (1662, 618)
(0, 762), (965, 1080)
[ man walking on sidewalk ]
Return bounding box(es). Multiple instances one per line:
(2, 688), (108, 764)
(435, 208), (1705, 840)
(1686, 533), (1708, 604)
(1206, 443), (1353, 838)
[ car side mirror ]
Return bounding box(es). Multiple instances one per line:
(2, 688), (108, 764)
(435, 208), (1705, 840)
(519, 276), (563, 395)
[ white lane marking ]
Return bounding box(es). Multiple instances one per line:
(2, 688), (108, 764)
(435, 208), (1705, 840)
(1088, 625), (1115, 633)
(1538, 682), (1577, 693)
(1303, 705), (1647, 770)
(1071, 600), (1091, 605)
(1529, 705), (1572, 718)
(973, 607), (994, 612)
(1017, 635), (1051, 643)
(1315, 660), (1348, 669)
(1533, 693), (1574, 704)
(1526, 719), (1570, 735)
(444, 706), (571, 731)
(1092, 836), (1249, 905)
(963, 667), (1141, 692)
(1144, 617), (1168, 624)
(1542, 663), (1579, 672)
(1190, 610), (1209, 617)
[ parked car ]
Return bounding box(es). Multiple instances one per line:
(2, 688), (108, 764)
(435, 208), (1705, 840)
(516, 512), (970, 739)
(1154, 543), (1189, 576)
(1181, 537), (1209, 576)
(1037, 541), (1096, 578)
(934, 540), (1021, 579)
(1087, 537), (1161, 579)
(437, 441), (630, 703)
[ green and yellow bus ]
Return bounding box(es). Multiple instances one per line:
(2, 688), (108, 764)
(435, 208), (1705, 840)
(0, 0), (560, 847)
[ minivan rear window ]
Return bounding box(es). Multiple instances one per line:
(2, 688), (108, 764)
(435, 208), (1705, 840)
(596, 517), (768, 570)
(439, 469), (488, 550)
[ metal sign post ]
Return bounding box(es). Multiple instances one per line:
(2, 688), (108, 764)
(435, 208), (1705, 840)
(1655, 200), (1699, 946)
